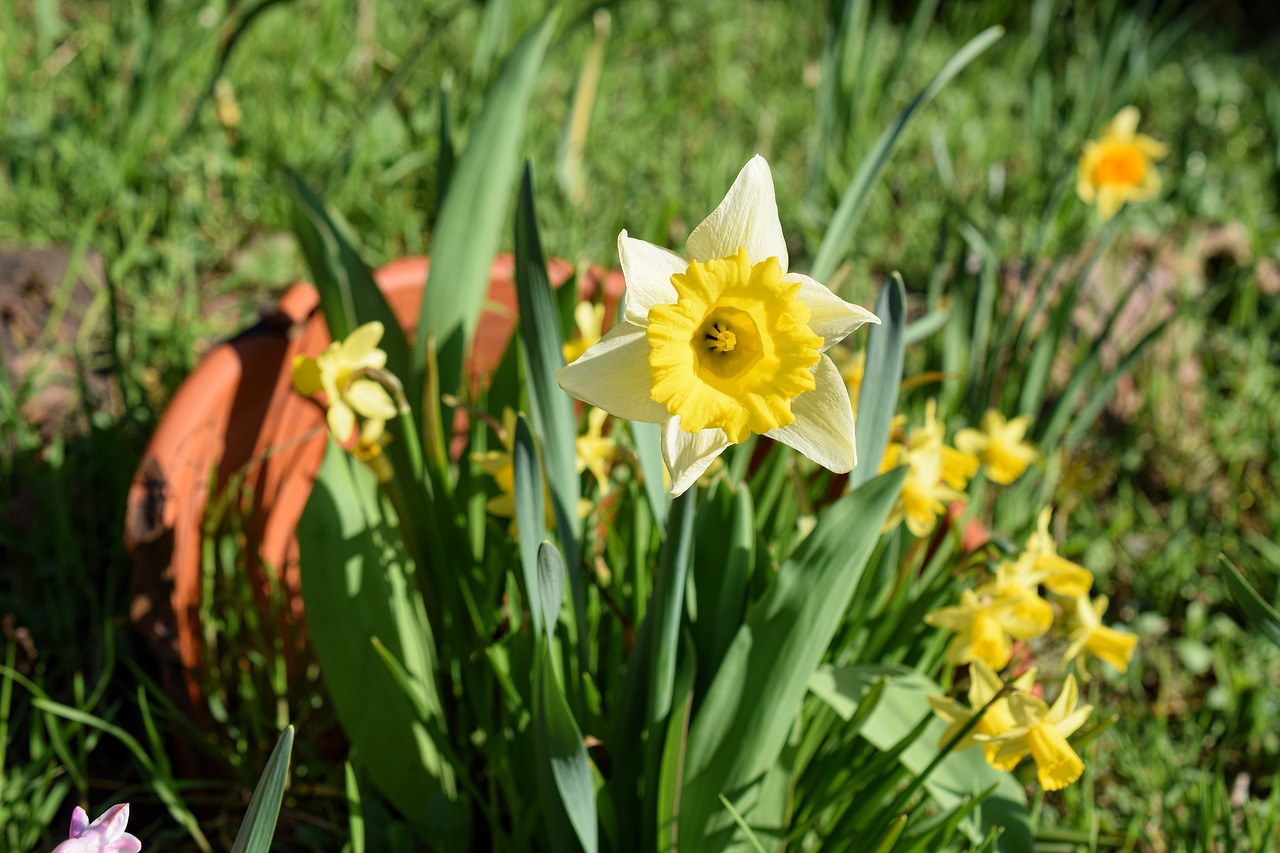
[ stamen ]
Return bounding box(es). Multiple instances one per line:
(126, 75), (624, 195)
(705, 322), (737, 353)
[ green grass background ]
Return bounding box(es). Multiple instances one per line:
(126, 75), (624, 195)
(1, 0), (1278, 849)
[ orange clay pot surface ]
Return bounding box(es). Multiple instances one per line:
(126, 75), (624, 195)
(124, 255), (623, 712)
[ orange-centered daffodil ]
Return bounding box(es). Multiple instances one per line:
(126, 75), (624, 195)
(1077, 107), (1168, 221)
(556, 156), (879, 496)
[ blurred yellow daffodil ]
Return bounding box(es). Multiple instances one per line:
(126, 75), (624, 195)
(1019, 508), (1094, 598)
(955, 409), (1038, 485)
(556, 156), (879, 496)
(1063, 594), (1138, 673)
(576, 407), (617, 491)
(1077, 106), (1167, 220)
(563, 300), (605, 364)
(881, 400), (977, 536)
(974, 561), (1055, 639)
(988, 675), (1093, 791)
(292, 321), (399, 442)
(924, 589), (1049, 670)
(928, 659), (1038, 771)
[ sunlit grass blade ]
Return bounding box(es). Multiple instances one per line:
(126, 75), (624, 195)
(414, 11), (558, 401)
(850, 273), (905, 489)
(810, 26), (1003, 283)
(229, 725), (294, 853)
(1220, 555), (1280, 650)
(1059, 317), (1170, 449)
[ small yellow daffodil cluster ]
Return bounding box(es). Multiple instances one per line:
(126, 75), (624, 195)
(472, 402), (617, 539)
(881, 404), (1041, 537)
(880, 400), (979, 537)
(923, 508), (1138, 791)
(292, 321), (400, 483)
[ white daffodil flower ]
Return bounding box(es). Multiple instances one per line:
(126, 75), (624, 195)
(556, 155), (879, 496)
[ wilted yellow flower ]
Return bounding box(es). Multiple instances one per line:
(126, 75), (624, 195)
(955, 409), (1037, 485)
(292, 321), (399, 442)
(1063, 594), (1138, 673)
(1077, 106), (1167, 220)
(924, 589), (1049, 670)
(928, 659), (1038, 770)
(563, 300), (605, 364)
(1020, 508), (1093, 598)
(988, 675), (1093, 791)
(576, 407), (617, 490)
(556, 156), (879, 496)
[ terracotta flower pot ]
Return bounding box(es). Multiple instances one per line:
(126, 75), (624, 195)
(124, 255), (623, 713)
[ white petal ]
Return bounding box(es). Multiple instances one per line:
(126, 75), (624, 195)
(765, 355), (856, 473)
(555, 322), (670, 424)
(686, 155), (788, 270)
(618, 231), (685, 323)
(661, 417), (731, 497)
(785, 272), (880, 351)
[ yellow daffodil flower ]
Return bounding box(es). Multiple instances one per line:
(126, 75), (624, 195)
(988, 675), (1093, 791)
(563, 300), (605, 364)
(576, 407), (617, 490)
(911, 399), (979, 490)
(924, 589), (1049, 670)
(955, 409), (1038, 485)
(881, 401), (977, 536)
(974, 561), (1055, 639)
(1063, 594), (1138, 673)
(1020, 508), (1093, 598)
(1077, 106), (1168, 220)
(556, 156), (879, 496)
(928, 659), (1038, 770)
(292, 321), (399, 442)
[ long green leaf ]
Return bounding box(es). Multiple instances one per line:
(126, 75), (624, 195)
(297, 441), (464, 836)
(414, 12), (558, 400)
(286, 171), (411, 369)
(810, 26), (1003, 282)
(850, 273), (906, 489)
(514, 163), (586, 656)
(1221, 555), (1280, 650)
(230, 726), (294, 853)
(677, 468), (906, 848)
(533, 542), (598, 853)
(649, 490), (697, 725)
(514, 415), (548, 636)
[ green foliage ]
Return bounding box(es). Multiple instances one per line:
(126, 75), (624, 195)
(3, 0), (1279, 850)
